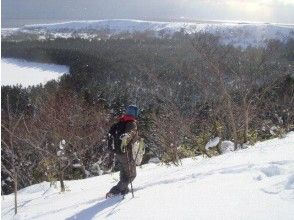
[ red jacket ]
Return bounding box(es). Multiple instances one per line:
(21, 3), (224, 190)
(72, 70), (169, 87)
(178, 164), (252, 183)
(119, 114), (136, 122)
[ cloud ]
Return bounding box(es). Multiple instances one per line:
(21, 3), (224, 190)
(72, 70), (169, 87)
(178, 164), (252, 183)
(2, 0), (294, 27)
(268, 0), (294, 6)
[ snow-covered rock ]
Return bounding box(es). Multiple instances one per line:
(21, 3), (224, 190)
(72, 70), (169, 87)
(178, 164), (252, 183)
(148, 157), (161, 164)
(220, 140), (235, 153)
(2, 132), (294, 220)
(205, 137), (220, 150)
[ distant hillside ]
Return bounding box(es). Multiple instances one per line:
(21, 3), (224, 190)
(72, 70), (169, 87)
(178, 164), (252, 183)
(2, 19), (294, 47)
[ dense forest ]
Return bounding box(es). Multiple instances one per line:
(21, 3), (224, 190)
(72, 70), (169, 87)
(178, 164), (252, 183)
(2, 32), (294, 194)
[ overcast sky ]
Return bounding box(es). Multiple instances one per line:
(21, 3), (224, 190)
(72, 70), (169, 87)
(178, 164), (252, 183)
(2, 0), (294, 27)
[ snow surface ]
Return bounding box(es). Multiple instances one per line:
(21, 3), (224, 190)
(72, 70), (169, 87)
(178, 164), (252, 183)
(1, 58), (69, 87)
(2, 19), (294, 47)
(2, 132), (294, 220)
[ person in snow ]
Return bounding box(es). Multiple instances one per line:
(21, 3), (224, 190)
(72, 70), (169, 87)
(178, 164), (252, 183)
(106, 105), (140, 198)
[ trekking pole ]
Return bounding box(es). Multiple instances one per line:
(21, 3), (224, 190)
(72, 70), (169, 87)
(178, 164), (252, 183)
(127, 139), (143, 198)
(126, 150), (135, 198)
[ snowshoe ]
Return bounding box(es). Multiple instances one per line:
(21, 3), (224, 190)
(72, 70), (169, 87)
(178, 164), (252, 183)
(106, 188), (129, 198)
(106, 192), (118, 198)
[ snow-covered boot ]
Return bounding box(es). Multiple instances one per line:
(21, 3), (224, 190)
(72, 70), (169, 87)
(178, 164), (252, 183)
(120, 187), (130, 195)
(106, 192), (119, 198)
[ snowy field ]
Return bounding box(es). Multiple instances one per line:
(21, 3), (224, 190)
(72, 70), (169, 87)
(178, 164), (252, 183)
(1, 58), (69, 87)
(2, 132), (294, 220)
(2, 19), (294, 47)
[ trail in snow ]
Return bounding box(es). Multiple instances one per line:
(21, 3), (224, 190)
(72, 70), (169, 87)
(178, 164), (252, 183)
(1, 132), (294, 220)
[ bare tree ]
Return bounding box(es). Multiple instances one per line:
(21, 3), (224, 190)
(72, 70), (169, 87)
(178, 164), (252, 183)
(185, 33), (290, 148)
(26, 89), (110, 191)
(1, 95), (24, 214)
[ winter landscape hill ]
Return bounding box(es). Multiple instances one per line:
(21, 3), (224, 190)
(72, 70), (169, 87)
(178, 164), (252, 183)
(2, 1), (294, 219)
(2, 19), (294, 47)
(2, 133), (294, 220)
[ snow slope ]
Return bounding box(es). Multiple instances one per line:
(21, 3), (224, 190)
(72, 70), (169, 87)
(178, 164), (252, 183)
(2, 133), (294, 220)
(1, 58), (69, 87)
(2, 19), (294, 47)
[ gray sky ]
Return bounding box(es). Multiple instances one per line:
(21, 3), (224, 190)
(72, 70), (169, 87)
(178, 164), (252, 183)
(2, 0), (294, 27)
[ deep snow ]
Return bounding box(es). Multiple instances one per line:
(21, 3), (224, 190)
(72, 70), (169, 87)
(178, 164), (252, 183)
(2, 133), (294, 220)
(1, 58), (69, 87)
(2, 19), (294, 47)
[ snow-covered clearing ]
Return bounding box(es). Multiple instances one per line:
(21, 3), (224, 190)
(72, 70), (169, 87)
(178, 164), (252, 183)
(1, 58), (69, 87)
(2, 133), (294, 220)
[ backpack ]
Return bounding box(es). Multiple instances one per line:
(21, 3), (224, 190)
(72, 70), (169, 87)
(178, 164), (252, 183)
(108, 121), (145, 165)
(108, 121), (127, 154)
(132, 138), (145, 165)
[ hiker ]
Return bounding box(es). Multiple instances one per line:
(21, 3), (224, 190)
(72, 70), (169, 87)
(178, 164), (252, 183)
(106, 105), (139, 198)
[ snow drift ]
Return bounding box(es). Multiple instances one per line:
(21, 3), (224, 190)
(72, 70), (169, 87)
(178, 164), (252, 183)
(2, 132), (294, 220)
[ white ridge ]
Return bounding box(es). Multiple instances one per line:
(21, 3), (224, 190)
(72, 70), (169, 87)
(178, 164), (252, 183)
(2, 19), (294, 47)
